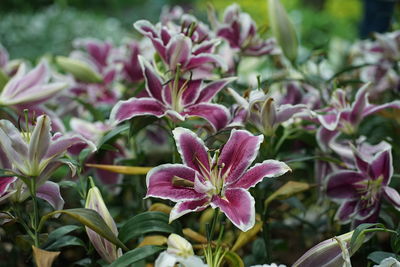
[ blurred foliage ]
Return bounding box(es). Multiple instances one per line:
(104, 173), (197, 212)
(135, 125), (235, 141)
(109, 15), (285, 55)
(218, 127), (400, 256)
(199, 0), (361, 50)
(0, 0), (365, 60)
(0, 6), (129, 61)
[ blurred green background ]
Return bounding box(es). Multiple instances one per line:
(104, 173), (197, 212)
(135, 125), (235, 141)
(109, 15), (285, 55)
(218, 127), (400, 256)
(0, 0), (372, 61)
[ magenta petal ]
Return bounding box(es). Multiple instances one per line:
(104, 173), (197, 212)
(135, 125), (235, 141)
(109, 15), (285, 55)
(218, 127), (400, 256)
(383, 186), (400, 210)
(228, 160), (290, 189)
(219, 129), (263, 184)
(110, 97), (166, 124)
(211, 188), (255, 232)
(183, 103), (230, 131)
(0, 177), (17, 197)
(146, 164), (206, 201)
(316, 127), (339, 152)
(276, 104), (307, 124)
(326, 171), (365, 199)
(186, 53), (226, 71)
(349, 84), (369, 125)
(166, 34), (191, 70)
(363, 100), (400, 117)
(370, 148), (393, 184)
(336, 200), (358, 222)
(172, 127), (210, 175)
(45, 135), (94, 160)
(317, 111), (341, 131)
(196, 77), (236, 103)
(37, 181), (65, 210)
(169, 197), (210, 222)
(139, 56), (164, 102)
(181, 80), (202, 106)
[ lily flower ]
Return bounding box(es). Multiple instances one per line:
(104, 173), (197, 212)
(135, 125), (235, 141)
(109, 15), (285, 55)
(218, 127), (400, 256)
(85, 183), (122, 263)
(317, 84), (400, 135)
(0, 148), (64, 211)
(134, 20), (225, 79)
(0, 61), (66, 107)
(146, 127), (290, 231)
(228, 88), (307, 135)
(110, 57), (235, 131)
(155, 233), (207, 267)
(0, 114), (95, 178)
(326, 144), (400, 226)
(215, 4), (278, 56)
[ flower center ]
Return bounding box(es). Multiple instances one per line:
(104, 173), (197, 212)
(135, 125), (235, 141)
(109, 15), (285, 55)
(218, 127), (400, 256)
(356, 175), (384, 208)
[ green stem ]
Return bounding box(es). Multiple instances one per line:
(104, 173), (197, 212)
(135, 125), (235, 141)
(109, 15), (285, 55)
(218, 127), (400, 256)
(262, 207), (271, 263)
(28, 178), (40, 247)
(208, 208), (219, 242)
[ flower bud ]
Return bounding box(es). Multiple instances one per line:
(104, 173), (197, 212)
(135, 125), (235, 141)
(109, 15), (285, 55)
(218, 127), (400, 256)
(85, 184), (122, 263)
(56, 56), (103, 83)
(268, 0), (299, 63)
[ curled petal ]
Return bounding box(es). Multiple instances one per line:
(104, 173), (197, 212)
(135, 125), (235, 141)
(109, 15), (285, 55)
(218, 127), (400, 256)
(172, 127), (210, 175)
(45, 135), (95, 160)
(349, 83), (369, 125)
(183, 103), (230, 131)
(0, 120), (29, 174)
(196, 77), (236, 103)
(219, 129), (263, 184)
(335, 200), (358, 223)
(110, 97), (166, 125)
(316, 127), (339, 152)
(276, 104), (308, 124)
(169, 197), (209, 222)
(326, 171), (365, 199)
(228, 160), (290, 189)
(146, 164), (206, 201)
(139, 56), (164, 102)
(37, 181), (65, 210)
(0, 177), (17, 197)
(166, 34), (192, 70)
(383, 186), (400, 210)
(370, 148), (393, 184)
(186, 53), (227, 71)
(363, 100), (400, 117)
(317, 111), (341, 131)
(211, 188), (255, 232)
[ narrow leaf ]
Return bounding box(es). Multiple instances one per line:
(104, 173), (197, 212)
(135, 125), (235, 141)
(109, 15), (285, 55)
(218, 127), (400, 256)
(109, 245), (165, 267)
(223, 251), (245, 267)
(231, 220), (263, 252)
(45, 235), (85, 251)
(118, 212), (181, 244)
(97, 124), (130, 148)
(38, 208), (127, 251)
(265, 181), (311, 207)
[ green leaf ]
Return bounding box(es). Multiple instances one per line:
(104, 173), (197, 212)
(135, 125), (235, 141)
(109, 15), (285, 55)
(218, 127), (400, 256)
(46, 225), (81, 244)
(0, 168), (18, 178)
(129, 116), (158, 138)
(38, 208), (128, 251)
(97, 124), (130, 149)
(118, 211), (182, 244)
(391, 225), (400, 254)
(45, 235), (85, 251)
(350, 223), (384, 254)
(223, 251), (245, 267)
(367, 251), (400, 264)
(109, 245), (164, 267)
(0, 69), (9, 90)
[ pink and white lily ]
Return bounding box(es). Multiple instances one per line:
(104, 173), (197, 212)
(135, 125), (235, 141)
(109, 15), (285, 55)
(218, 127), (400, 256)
(317, 84), (400, 135)
(0, 61), (66, 107)
(134, 20), (225, 79)
(146, 127), (290, 232)
(228, 88), (308, 135)
(326, 144), (400, 226)
(110, 57), (235, 131)
(0, 148), (64, 211)
(0, 115), (95, 178)
(215, 4), (278, 57)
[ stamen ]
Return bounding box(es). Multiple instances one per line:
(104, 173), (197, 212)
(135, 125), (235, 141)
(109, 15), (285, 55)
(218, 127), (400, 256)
(172, 176), (195, 188)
